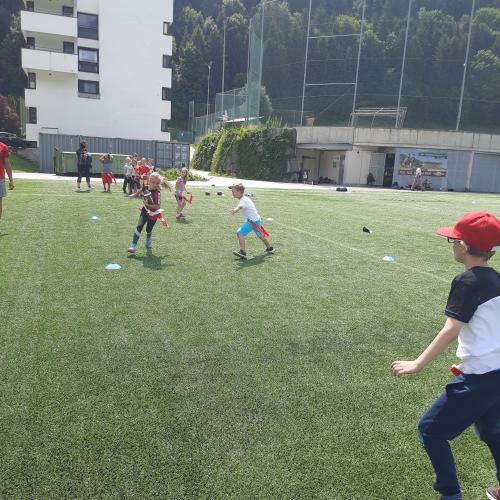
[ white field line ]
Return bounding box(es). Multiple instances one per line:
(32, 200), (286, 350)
(14, 187), (450, 283)
(200, 196), (449, 283)
(271, 220), (450, 284)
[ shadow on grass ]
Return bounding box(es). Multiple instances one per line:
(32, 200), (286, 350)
(128, 250), (171, 270)
(175, 219), (192, 224)
(236, 254), (268, 269)
(0, 232), (8, 237)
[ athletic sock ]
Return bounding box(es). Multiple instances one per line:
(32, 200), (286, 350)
(132, 231), (140, 246)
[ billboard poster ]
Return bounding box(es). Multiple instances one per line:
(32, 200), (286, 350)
(398, 149), (448, 177)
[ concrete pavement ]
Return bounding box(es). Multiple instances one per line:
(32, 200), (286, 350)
(12, 169), (396, 193)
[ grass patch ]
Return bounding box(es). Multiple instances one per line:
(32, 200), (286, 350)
(9, 151), (39, 173)
(1, 183), (500, 498)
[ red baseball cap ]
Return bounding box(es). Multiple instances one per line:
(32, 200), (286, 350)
(436, 211), (500, 252)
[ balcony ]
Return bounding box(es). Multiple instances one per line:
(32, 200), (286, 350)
(21, 10), (77, 38)
(22, 47), (78, 74)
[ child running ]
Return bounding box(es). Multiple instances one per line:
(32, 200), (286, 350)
(229, 183), (274, 260)
(127, 172), (171, 253)
(175, 166), (191, 221)
(391, 212), (500, 500)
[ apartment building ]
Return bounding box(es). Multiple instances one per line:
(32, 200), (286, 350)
(21, 0), (173, 144)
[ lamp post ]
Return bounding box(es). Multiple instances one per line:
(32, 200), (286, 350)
(206, 61), (212, 134)
(221, 20), (226, 120)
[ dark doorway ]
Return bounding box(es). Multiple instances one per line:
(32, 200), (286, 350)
(383, 153), (395, 187)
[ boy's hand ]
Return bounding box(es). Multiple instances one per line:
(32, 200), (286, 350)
(8, 181), (14, 190)
(229, 208), (235, 215)
(390, 360), (421, 376)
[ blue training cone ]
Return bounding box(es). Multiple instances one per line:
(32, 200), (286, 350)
(105, 263), (122, 270)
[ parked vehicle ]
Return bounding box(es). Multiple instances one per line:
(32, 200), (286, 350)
(0, 131), (34, 148)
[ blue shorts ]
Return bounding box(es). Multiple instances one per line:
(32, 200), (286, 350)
(0, 180), (6, 198)
(238, 218), (261, 237)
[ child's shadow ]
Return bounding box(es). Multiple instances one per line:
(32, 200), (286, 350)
(236, 254), (267, 270)
(128, 250), (171, 270)
(175, 219), (192, 225)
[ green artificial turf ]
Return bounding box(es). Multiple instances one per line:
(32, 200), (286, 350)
(1, 181), (500, 498)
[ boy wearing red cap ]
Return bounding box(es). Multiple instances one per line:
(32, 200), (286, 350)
(391, 212), (500, 500)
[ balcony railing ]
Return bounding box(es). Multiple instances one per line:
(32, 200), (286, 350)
(24, 7), (75, 17)
(22, 47), (78, 74)
(21, 10), (77, 38)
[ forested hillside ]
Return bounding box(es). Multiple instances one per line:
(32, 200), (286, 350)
(173, 0), (500, 131)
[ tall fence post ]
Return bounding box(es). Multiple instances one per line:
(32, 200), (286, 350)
(397, 0), (412, 128)
(456, 0), (476, 131)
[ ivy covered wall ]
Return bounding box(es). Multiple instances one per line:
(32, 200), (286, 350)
(192, 126), (296, 181)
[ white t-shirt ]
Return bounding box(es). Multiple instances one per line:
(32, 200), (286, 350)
(445, 267), (500, 374)
(237, 195), (260, 221)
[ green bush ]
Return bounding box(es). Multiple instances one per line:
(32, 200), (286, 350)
(211, 129), (238, 175)
(235, 127), (296, 181)
(191, 132), (220, 171)
(191, 126), (296, 182)
(157, 168), (205, 181)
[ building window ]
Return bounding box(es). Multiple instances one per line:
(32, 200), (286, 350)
(162, 55), (171, 68)
(162, 87), (171, 101)
(161, 119), (169, 132)
(77, 12), (98, 40)
(78, 80), (99, 95)
(163, 22), (171, 35)
(28, 107), (37, 124)
(63, 41), (74, 54)
(26, 1), (34, 11)
(78, 47), (99, 73)
(62, 6), (74, 17)
(28, 72), (36, 89)
(26, 37), (35, 49)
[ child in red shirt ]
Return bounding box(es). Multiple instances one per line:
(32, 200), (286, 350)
(0, 142), (15, 224)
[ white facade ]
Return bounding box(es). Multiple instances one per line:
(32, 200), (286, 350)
(21, 0), (173, 144)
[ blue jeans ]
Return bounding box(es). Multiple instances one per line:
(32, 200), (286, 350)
(418, 369), (500, 497)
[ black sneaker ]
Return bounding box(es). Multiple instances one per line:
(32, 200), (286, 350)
(264, 247), (274, 254)
(233, 250), (247, 260)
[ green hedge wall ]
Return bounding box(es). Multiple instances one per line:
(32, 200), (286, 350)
(192, 126), (296, 182)
(211, 129), (238, 175)
(190, 132), (219, 171)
